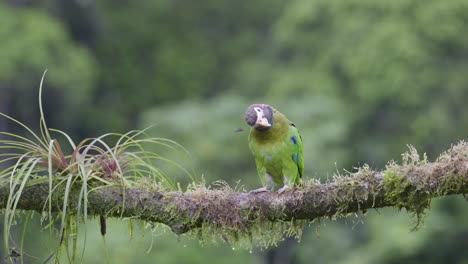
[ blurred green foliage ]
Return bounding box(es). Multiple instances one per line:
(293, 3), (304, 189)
(0, 3), (96, 134)
(0, 0), (467, 263)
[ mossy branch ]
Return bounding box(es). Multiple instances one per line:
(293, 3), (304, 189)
(0, 142), (467, 236)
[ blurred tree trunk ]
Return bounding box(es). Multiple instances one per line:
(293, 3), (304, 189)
(263, 237), (298, 264)
(0, 87), (12, 174)
(0, 88), (10, 134)
(55, 0), (101, 49)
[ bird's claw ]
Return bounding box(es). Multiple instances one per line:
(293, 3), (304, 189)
(277, 185), (290, 195)
(249, 187), (269, 194)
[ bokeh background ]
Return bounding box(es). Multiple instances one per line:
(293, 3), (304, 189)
(1, 0), (468, 263)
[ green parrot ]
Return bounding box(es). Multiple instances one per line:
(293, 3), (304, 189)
(245, 104), (303, 194)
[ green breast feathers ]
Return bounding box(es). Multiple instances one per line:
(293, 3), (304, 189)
(244, 104), (304, 194)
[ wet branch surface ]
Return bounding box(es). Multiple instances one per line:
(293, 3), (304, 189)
(0, 142), (467, 235)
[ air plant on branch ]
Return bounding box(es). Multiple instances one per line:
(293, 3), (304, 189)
(0, 71), (194, 263)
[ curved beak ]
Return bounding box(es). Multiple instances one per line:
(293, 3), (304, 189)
(255, 117), (271, 128)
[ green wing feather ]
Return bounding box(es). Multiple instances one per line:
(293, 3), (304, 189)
(286, 123), (303, 185)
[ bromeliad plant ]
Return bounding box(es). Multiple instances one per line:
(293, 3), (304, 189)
(0, 72), (193, 263)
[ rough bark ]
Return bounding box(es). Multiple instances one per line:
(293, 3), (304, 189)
(0, 142), (467, 235)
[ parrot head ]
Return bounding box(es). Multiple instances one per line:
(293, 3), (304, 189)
(245, 104), (274, 131)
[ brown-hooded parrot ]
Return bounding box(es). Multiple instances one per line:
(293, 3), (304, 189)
(244, 104), (303, 194)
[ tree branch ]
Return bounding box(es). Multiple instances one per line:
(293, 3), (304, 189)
(0, 142), (467, 235)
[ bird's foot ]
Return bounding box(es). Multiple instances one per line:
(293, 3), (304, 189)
(278, 185), (291, 195)
(249, 186), (269, 194)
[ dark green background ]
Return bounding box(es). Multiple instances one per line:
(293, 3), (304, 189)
(0, 0), (467, 263)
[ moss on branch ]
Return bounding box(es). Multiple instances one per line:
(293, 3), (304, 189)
(0, 141), (467, 244)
